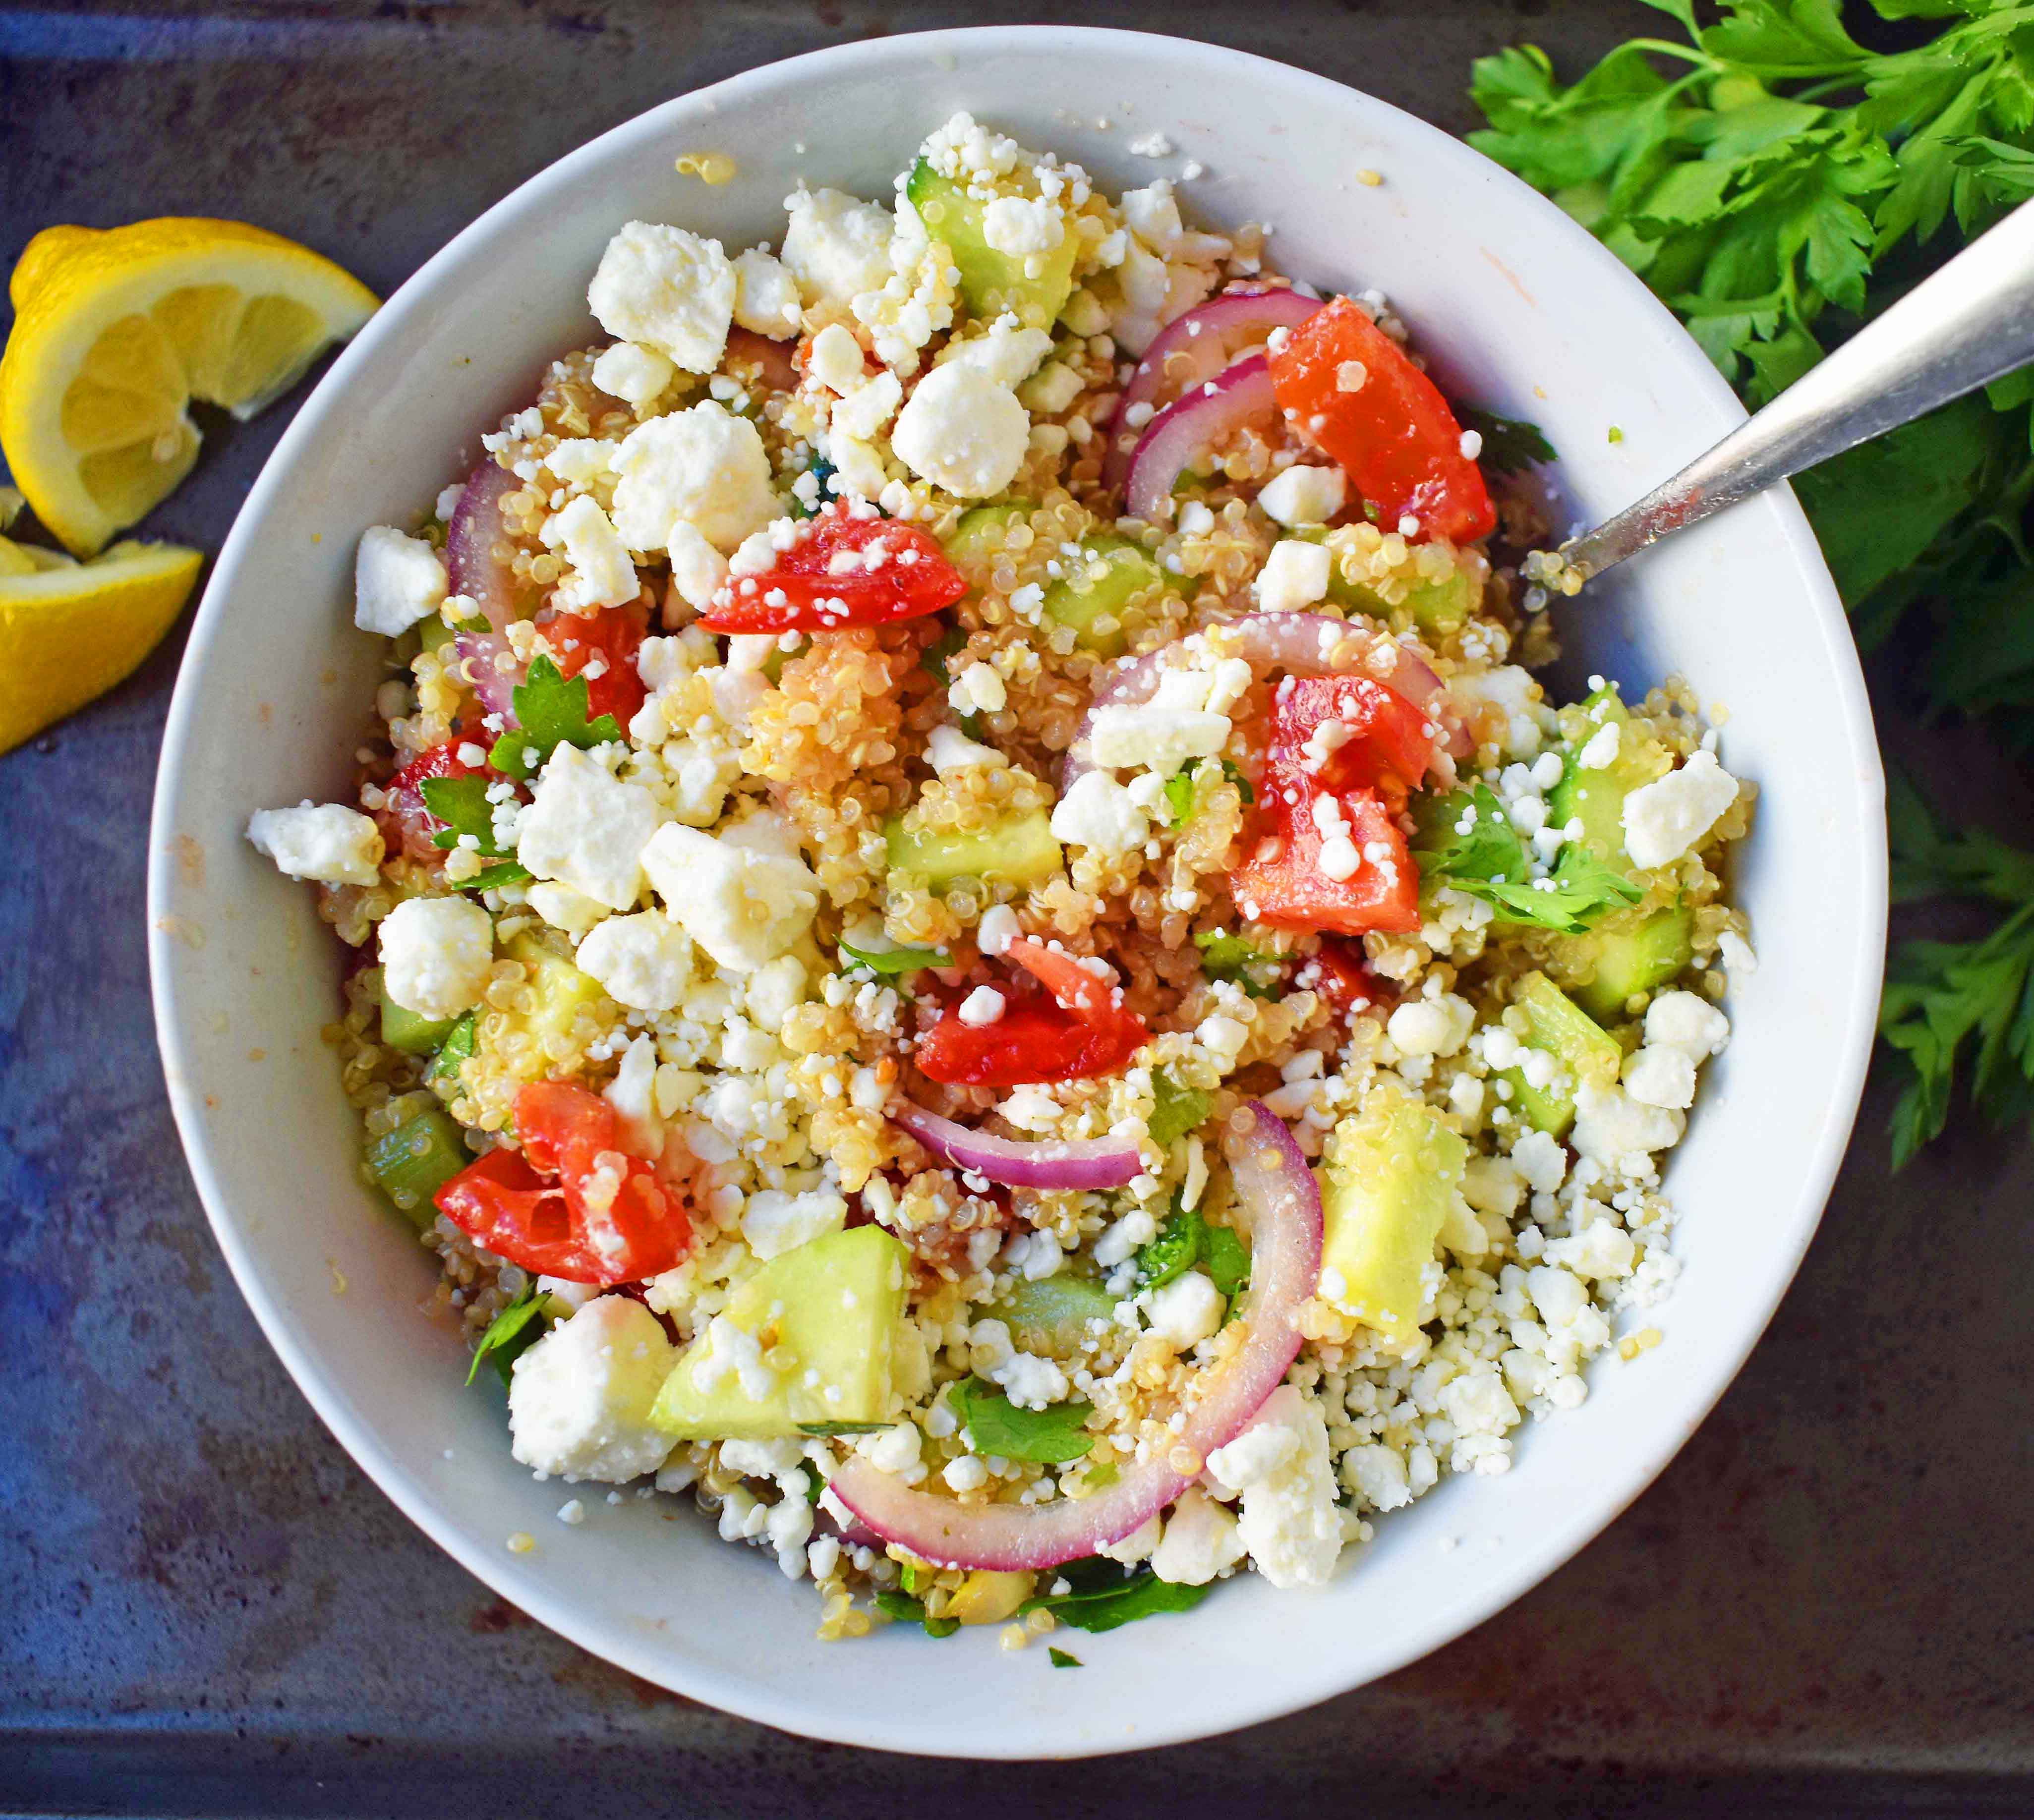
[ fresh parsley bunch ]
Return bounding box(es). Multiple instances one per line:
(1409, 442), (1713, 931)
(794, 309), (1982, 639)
(1471, 0), (2034, 1161)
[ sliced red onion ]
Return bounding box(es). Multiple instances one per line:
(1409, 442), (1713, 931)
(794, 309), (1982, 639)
(452, 626), (523, 720)
(1064, 612), (1467, 792)
(1104, 288), (1323, 491)
(446, 459), (523, 632)
(1124, 354), (1279, 526)
(828, 1100), (1321, 1572)
(892, 1102), (1142, 1192)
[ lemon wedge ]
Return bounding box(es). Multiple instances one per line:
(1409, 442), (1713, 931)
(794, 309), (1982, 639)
(0, 540), (203, 752)
(0, 219), (377, 555)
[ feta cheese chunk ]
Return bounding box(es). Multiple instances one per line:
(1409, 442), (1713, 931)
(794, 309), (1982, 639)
(1451, 666), (1550, 760)
(831, 370), (903, 441)
(1087, 702), (1230, 774)
(507, 1296), (677, 1483)
(1644, 989), (1730, 1061)
(246, 801), (384, 887)
(574, 910), (694, 1011)
(540, 495), (639, 614)
(940, 318), (1054, 389)
(982, 194), (1065, 258)
(1386, 992), (1474, 1058)
(1572, 1081), (1684, 1171)
(889, 359), (1030, 499)
(664, 521), (731, 615)
(526, 879), (609, 938)
(1098, 1510), (1162, 1565)
(1206, 1384), (1342, 1589)
(731, 246), (803, 339)
(925, 723), (1005, 774)
(1258, 464), (1347, 527)
(610, 403), (778, 555)
(589, 341), (673, 409)
(517, 742), (665, 910)
(1622, 1044), (1698, 1110)
(809, 323), (868, 394)
(781, 187), (895, 309)
(1621, 749), (1740, 869)
(1256, 538), (1332, 613)
(1049, 770), (1150, 853)
(377, 895), (494, 1021)
(640, 823), (820, 972)
(741, 1187), (849, 1261)
(1143, 1270), (1222, 1348)
(587, 221), (735, 373)
(1149, 1487), (1245, 1586)
(353, 525), (447, 635)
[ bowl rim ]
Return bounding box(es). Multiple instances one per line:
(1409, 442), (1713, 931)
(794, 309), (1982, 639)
(148, 23), (1887, 1757)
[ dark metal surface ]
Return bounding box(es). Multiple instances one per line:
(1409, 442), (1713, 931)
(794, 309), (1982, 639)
(3, 2), (2031, 1813)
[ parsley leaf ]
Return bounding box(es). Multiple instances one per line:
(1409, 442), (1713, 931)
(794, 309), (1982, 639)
(418, 774), (513, 857)
(1202, 1224), (1251, 1299)
(457, 861), (533, 894)
(1162, 771), (1197, 828)
(1020, 1556), (1215, 1634)
(430, 1014), (477, 1082)
(1048, 1647), (1083, 1667)
(466, 1281), (547, 1388)
(839, 940), (945, 979)
(1134, 1203), (1204, 1291)
(1222, 758), (1256, 806)
(1455, 403), (1558, 472)
(488, 655), (624, 780)
(1147, 1067), (1211, 1146)
(952, 1377), (1094, 1464)
(1413, 782), (1641, 933)
(1193, 929), (1284, 997)
(874, 1588), (959, 1639)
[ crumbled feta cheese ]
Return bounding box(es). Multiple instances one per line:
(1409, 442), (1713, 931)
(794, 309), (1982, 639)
(889, 359), (1030, 498)
(1576, 719), (1621, 772)
(977, 904), (1022, 957)
(545, 438), (618, 487)
(731, 246), (803, 339)
(1149, 1487), (1245, 1586)
(574, 910), (693, 1012)
(587, 221), (734, 373)
(641, 822), (820, 971)
(246, 801), (383, 887)
(1386, 993), (1474, 1057)
(507, 1296), (677, 1482)
(589, 341), (674, 409)
(524, 880), (607, 938)
(1087, 703), (1229, 773)
(353, 525), (447, 635)
(540, 495), (639, 613)
(517, 742), (666, 910)
(958, 985), (1006, 1027)
(942, 318), (1056, 390)
(809, 323), (867, 394)
(1451, 666), (1549, 760)
(1205, 1386), (1340, 1588)
(1049, 770), (1150, 853)
(1143, 1270), (1222, 1348)
(741, 1187), (848, 1260)
(1098, 1510), (1162, 1564)
(1256, 538), (1332, 612)
(923, 723), (1006, 774)
(1017, 360), (1084, 416)
(983, 193), (1066, 258)
(1546, 1219), (1636, 1281)
(781, 187), (894, 308)
(610, 402), (778, 554)
(1257, 464), (1347, 528)
(831, 369), (903, 441)
(664, 520), (731, 614)
(377, 894), (494, 1021)
(1572, 1081), (1684, 1170)
(1623, 1044), (1698, 1110)
(1718, 930), (1758, 976)
(1128, 131), (1176, 159)
(1442, 1365), (1520, 1437)
(1621, 749), (1740, 870)
(1509, 1126), (1567, 1194)
(992, 1350), (1069, 1409)
(1644, 990), (1730, 1060)
(948, 661), (1007, 717)
(943, 1453), (989, 1493)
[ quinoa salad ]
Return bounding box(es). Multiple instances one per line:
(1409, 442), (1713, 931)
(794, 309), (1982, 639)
(247, 113), (1756, 1649)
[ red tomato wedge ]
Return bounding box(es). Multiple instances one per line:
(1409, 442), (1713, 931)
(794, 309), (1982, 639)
(699, 507), (968, 635)
(1302, 934), (1396, 1016)
(1268, 296), (1494, 546)
(545, 599), (648, 730)
(379, 740), (485, 864)
(435, 1081), (691, 1285)
(915, 941), (1149, 1088)
(1271, 673), (1438, 808)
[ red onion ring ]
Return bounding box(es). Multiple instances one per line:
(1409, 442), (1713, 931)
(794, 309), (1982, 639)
(1124, 354), (1279, 526)
(1063, 613), (1467, 793)
(891, 1102), (1143, 1192)
(1104, 287), (1323, 491)
(828, 1100), (1322, 1572)
(446, 459), (523, 631)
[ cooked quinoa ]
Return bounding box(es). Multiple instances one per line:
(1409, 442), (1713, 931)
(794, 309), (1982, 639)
(250, 112), (1755, 1645)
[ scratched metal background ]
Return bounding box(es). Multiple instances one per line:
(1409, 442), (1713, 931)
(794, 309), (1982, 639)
(2, 1), (2032, 1814)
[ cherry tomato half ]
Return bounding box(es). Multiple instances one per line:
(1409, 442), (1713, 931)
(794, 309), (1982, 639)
(699, 508), (968, 635)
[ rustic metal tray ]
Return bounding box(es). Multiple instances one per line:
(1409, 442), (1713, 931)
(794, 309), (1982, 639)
(4, 1), (2031, 1812)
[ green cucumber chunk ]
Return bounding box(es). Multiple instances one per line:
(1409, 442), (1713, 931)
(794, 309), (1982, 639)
(942, 502), (1031, 571)
(1569, 904), (1696, 1022)
(993, 1273), (1120, 1361)
(1499, 970), (1623, 1137)
(1041, 536), (1167, 658)
(1300, 529), (1477, 636)
(649, 1226), (911, 1440)
(1546, 687), (1672, 872)
(1319, 1091), (1468, 1347)
(906, 161), (1079, 329)
(376, 970), (463, 1055)
(885, 808), (1063, 892)
(366, 1108), (472, 1226)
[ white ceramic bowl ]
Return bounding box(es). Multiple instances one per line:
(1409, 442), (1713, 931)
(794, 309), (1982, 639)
(149, 26), (1885, 1758)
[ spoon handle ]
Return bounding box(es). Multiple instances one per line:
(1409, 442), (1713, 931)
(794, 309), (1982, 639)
(1558, 194), (2034, 580)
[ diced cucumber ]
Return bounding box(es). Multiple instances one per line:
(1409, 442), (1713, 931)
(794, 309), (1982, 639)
(375, 968), (463, 1055)
(1569, 903), (1696, 1022)
(994, 1273), (1119, 1361)
(1546, 687), (1671, 871)
(1042, 536), (1167, 658)
(885, 808), (1063, 892)
(1318, 1091), (1468, 1347)
(477, 931), (606, 1080)
(649, 1226), (911, 1440)
(1514, 971), (1623, 1084)
(942, 502), (1032, 572)
(906, 161), (1079, 329)
(366, 1108), (472, 1226)
(1499, 1066), (1575, 1139)
(1300, 529), (1477, 635)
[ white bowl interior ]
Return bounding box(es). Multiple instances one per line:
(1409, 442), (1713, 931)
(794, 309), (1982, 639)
(149, 27), (1884, 1759)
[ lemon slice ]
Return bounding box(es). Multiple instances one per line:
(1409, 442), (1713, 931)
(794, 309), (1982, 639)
(0, 219), (377, 555)
(0, 540), (202, 751)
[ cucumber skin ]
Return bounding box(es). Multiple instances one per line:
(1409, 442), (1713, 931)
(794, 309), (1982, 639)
(906, 161), (1077, 328)
(946, 509), (1157, 658)
(1570, 905), (1696, 1022)
(885, 809), (1063, 891)
(366, 1108), (471, 1227)
(377, 973), (461, 1055)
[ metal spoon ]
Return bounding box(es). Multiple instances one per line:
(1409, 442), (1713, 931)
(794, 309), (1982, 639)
(1553, 194), (2034, 584)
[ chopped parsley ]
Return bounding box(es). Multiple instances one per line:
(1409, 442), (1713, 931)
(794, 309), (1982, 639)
(487, 655), (624, 780)
(1202, 1224), (1251, 1300)
(1020, 1556), (1214, 1634)
(952, 1377), (1094, 1464)
(429, 1014), (477, 1083)
(1413, 781), (1640, 935)
(1147, 1067), (1211, 1147)
(875, 1588), (959, 1639)
(1193, 929), (1284, 998)
(418, 774), (514, 857)
(1133, 1203), (1205, 1292)
(839, 939), (945, 980)
(1048, 1647), (1083, 1668)
(465, 1280), (547, 1388)
(1454, 403), (1557, 473)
